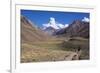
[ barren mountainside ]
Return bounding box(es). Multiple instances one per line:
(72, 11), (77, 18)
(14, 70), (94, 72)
(21, 16), (50, 43)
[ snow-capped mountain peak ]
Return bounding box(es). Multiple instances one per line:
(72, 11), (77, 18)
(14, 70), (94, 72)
(43, 17), (69, 30)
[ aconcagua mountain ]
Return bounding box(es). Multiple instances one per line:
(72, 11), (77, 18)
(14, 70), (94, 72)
(43, 17), (68, 35)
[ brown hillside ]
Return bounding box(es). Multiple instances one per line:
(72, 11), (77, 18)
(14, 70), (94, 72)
(21, 16), (50, 43)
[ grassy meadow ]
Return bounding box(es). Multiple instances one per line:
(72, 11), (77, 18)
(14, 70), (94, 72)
(21, 37), (89, 63)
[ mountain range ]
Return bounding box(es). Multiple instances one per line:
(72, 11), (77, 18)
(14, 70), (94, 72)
(42, 17), (89, 38)
(21, 15), (89, 44)
(54, 20), (89, 38)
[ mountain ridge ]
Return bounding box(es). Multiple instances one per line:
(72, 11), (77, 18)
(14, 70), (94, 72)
(54, 20), (89, 38)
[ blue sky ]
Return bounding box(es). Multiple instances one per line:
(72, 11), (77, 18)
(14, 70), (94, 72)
(21, 9), (90, 28)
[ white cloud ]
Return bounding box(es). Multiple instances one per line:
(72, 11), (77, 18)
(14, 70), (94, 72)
(82, 17), (90, 22)
(43, 17), (69, 29)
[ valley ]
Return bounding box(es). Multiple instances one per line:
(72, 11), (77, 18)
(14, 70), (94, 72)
(21, 15), (89, 63)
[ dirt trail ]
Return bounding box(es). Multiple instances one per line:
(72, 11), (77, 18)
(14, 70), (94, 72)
(64, 52), (79, 60)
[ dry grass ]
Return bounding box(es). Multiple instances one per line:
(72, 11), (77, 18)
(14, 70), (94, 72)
(21, 37), (89, 63)
(21, 43), (75, 63)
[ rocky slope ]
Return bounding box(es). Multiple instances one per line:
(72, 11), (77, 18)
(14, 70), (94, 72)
(55, 20), (89, 38)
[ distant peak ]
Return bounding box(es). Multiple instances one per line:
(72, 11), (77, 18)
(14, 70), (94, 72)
(43, 17), (69, 30)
